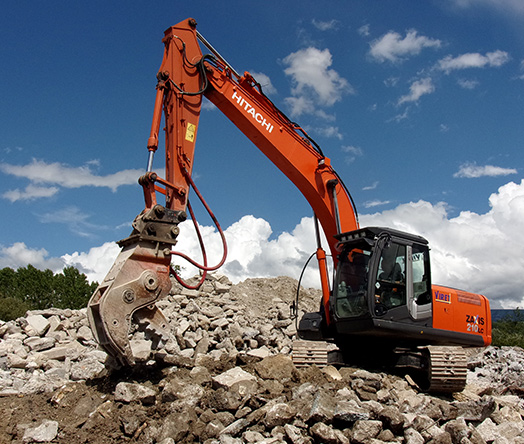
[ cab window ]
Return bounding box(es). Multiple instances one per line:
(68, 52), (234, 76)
(375, 243), (406, 309)
(412, 244), (431, 305)
(334, 250), (370, 318)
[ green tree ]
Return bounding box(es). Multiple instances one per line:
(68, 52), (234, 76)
(0, 267), (17, 298)
(491, 309), (524, 348)
(0, 265), (98, 320)
(15, 265), (55, 310)
(0, 297), (30, 321)
(54, 266), (98, 309)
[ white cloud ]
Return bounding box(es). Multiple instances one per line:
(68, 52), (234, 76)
(361, 180), (524, 307)
(358, 24), (370, 37)
(6, 180), (524, 307)
(0, 242), (63, 271)
(341, 145), (363, 163)
(449, 0), (524, 15)
(0, 159), (142, 201)
(312, 19), (339, 31)
(249, 71), (277, 95)
(3, 184), (59, 202)
(438, 50), (510, 73)
(364, 199), (391, 208)
(369, 30), (441, 63)
(454, 163), (517, 178)
(316, 126), (343, 140)
(362, 181), (379, 191)
(172, 215), (324, 288)
(38, 206), (107, 238)
(398, 77), (436, 105)
(284, 96), (314, 117)
(283, 47), (354, 117)
(384, 77), (400, 87)
(62, 242), (122, 283)
(457, 78), (480, 89)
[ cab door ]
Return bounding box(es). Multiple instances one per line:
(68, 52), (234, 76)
(373, 240), (432, 323)
(407, 244), (432, 321)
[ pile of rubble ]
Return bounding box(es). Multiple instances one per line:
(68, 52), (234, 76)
(0, 275), (523, 444)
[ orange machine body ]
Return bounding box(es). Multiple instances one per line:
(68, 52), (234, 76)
(432, 285), (491, 346)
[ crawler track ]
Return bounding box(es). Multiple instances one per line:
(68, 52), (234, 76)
(425, 346), (468, 393)
(292, 340), (329, 367)
(292, 340), (468, 393)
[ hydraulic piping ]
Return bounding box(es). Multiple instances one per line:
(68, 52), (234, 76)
(169, 168), (228, 290)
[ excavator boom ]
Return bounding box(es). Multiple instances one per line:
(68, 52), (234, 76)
(87, 18), (358, 366)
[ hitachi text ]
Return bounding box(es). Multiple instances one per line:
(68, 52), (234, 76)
(232, 91), (274, 133)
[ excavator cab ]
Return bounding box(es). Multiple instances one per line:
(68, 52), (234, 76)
(332, 226), (433, 334)
(299, 225), (489, 351)
(298, 226), (434, 341)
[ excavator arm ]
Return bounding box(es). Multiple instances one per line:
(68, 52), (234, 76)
(87, 18), (359, 366)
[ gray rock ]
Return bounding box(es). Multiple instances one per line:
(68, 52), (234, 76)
(308, 391), (336, 423)
(263, 402), (296, 428)
(76, 325), (94, 342)
(475, 417), (498, 443)
(114, 382), (157, 405)
(161, 380), (203, 407)
(24, 315), (50, 337)
(2, 276), (524, 444)
(23, 336), (56, 352)
(427, 432), (453, 444)
(351, 420), (383, 444)
(189, 365), (212, 385)
(310, 422), (349, 444)
(284, 424), (311, 444)
(212, 367), (258, 396)
(452, 395), (496, 421)
(158, 410), (196, 442)
(333, 400), (370, 424)
(247, 346), (271, 359)
(215, 281), (231, 294)
(70, 358), (106, 381)
(444, 418), (469, 443)
(404, 427), (424, 444)
(22, 419), (58, 443)
(129, 338), (152, 361)
(255, 354), (295, 380)
(39, 346), (72, 361)
(219, 418), (249, 437)
(379, 405), (406, 434)
(497, 421), (524, 442)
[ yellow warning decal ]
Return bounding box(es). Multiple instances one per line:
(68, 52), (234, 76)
(185, 123), (196, 142)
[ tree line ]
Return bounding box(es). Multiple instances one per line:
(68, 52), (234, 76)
(0, 265), (98, 321)
(491, 308), (524, 348)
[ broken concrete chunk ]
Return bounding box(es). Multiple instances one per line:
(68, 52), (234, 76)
(23, 336), (56, 352)
(22, 419), (58, 443)
(114, 382), (157, 405)
(212, 367), (258, 396)
(24, 315), (50, 337)
(70, 358), (106, 381)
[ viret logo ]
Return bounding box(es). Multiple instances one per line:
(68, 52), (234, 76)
(232, 91), (274, 134)
(435, 290), (451, 304)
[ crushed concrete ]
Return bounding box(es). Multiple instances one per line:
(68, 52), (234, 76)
(0, 274), (523, 443)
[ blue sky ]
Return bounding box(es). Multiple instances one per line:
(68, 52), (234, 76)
(1, 1), (524, 308)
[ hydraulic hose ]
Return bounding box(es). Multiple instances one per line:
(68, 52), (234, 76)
(170, 170), (228, 289)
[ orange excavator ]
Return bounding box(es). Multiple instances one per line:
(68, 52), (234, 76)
(87, 18), (491, 392)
